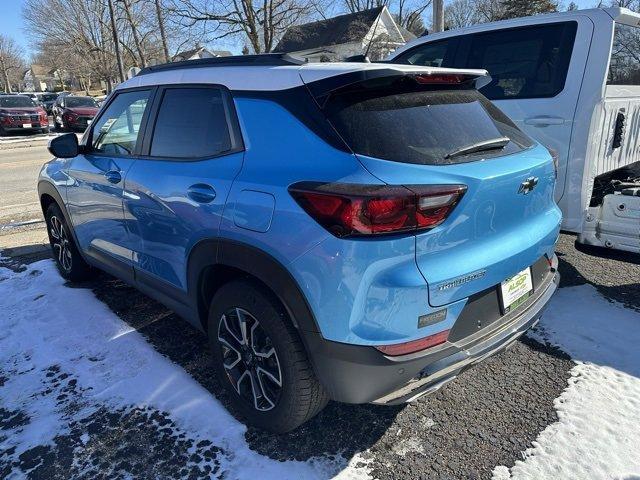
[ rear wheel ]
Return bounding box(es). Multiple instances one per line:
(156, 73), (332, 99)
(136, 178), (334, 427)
(208, 280), (329, 433)
(45, 203), (94, 281)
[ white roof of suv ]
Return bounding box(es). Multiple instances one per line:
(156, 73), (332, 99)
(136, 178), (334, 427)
(118, 56), (487, 92)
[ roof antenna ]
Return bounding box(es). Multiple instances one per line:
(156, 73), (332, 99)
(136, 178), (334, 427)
(362, 7), (384, 62)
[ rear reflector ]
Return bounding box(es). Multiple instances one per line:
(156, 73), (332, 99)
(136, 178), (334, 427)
(375, 330), (450, 356)
(289, 182), (466, 238)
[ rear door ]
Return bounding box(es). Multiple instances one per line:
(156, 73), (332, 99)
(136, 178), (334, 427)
(123, 85), (244, 293)
(394, 19), (592, 205)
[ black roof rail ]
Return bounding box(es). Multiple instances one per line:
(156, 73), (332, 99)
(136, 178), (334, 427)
(136, 53), (304, 76)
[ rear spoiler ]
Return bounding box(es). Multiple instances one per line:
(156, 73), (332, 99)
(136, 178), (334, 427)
(302, 66), (491, 108)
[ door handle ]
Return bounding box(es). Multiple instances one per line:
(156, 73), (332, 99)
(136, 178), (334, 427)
(524, 116), (565, 127)
(104, 170), (122, 184)
(187, 184), (216, 203)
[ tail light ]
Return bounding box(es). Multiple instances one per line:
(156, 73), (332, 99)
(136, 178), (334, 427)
(375, 329), (450, 356)
(289, 182), (466, 238)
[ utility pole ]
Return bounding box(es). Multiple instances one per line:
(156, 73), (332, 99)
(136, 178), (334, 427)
(155, 0), (170, 63)
(107, 0), (126, 83)
(433, 0), (444, 33)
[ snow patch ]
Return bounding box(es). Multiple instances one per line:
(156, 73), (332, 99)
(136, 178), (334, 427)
(0, 260), (370, 479)
(493, 285), (640, 479)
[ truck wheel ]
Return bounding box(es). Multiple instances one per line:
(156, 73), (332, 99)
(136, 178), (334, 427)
(208, 279), (329, 433)
(45, 203), (95, 282)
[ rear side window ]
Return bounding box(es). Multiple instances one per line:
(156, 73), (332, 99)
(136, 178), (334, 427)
(325, 80), (533, 165)
(394, 40), (453, 67)
(608, 23), (640, 85)
(149, 88), (232, 159)
(462, 22), (577, 100)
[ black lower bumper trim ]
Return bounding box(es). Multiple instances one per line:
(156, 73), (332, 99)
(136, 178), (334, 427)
(301, 262), (559, 405)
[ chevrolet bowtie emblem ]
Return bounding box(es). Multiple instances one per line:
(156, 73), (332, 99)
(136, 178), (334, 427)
(518, 176), (539, 195)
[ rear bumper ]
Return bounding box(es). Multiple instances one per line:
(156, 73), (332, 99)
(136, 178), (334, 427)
(303, 258), (559, 404)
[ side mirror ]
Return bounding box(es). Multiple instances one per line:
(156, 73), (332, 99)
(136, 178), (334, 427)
(48, 133), (79, 158)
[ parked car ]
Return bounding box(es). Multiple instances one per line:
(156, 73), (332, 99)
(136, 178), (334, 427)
(0, 94), (49, 135)
(52, 95), (99, 131)
(390, 7), (640, 254)
(38, 55), (560, 432)
(38, 92), (59, 114)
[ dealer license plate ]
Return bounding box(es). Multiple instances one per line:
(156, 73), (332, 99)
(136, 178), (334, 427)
(499, 267), (533, 314)
(22, 123), (32, 129)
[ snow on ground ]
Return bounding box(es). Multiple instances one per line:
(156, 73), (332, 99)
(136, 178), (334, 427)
(0, 260), (368, 479)
(494, 285), (640, 479)
(1, 258), (639, 479)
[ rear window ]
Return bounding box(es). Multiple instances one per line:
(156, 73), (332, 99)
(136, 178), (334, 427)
(324, 81), (534, 165)
(608, 23), (640, 85)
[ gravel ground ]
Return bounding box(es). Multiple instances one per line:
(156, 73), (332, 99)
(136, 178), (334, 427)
(1, 233), (638, 479)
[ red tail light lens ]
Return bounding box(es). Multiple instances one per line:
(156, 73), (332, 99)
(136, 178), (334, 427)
(413, 74), (472, 85)
(289, 182), (466, 237)
(375, 329), (450, 356)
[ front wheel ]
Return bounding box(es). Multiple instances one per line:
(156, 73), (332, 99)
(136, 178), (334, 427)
(208, 280), (329, 433)
(45, 203), (95, 282)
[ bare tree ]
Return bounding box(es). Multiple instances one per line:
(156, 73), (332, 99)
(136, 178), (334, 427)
(445, 0), (481, 29)
(154, 0), (171, 62)
(170, 0), (315, 53)
(396, 0), (430, 34)
(0, 35), (25, 93)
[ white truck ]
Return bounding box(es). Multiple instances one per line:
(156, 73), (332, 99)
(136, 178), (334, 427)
(389, 7), (640, 254)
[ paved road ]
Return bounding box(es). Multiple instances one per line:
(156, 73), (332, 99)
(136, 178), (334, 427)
(0, 143), (50, 225)
(0, 143), (52, 248)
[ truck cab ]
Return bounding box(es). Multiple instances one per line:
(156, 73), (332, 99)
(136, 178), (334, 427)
(390, 7), (640, 254)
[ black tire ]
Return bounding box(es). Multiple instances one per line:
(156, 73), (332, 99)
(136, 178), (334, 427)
(45, 203), (95, 282)
(0, 126), (6, 136)
(208, 279), (329, 433)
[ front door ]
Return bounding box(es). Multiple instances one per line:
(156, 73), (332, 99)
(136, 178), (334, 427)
(66, 89), (153, 277)
(123, 85), (244, 293)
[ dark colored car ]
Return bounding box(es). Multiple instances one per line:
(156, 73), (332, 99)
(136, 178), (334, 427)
(0, 95), (49, 135)
(52, 96), (99, 131)
(39, 93), (59, 114)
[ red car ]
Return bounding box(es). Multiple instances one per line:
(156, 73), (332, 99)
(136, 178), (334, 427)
(0, 95), (49, 135)
(52, 95), (99, 131)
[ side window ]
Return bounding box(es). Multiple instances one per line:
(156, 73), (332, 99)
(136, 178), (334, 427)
(462, 22), (577, 100)
(91, 90), (151, 156)
(149, 87), (232, 159)
(394, 40), (453, 67)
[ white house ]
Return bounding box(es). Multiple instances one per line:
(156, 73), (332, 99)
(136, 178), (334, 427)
(274, 7), (416, 62)
(172, 47), (233, 62)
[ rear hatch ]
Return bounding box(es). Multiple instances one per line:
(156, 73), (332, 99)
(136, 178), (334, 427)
(302, 66), (561, 307)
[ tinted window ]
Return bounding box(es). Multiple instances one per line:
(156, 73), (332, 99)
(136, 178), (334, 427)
(394, 40), (452, 67)
(91, 90), (151, 156)
(463, 22), (577, 100)
(0, 96), (36, 108)
(66, 97), (98, 108)
(149, 88), (232, 158)
(41, 93), (57, 101)
(608, 23), (640, 85)
(325, 79), (533, 165)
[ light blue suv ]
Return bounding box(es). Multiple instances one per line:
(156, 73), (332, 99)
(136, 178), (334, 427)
(38, 54), (560, 432)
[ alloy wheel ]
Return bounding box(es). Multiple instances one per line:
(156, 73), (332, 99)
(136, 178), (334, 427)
(49, 215), (72, 272)
(217, 307), (283, 411)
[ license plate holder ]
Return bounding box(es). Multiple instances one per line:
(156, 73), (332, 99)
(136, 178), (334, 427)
(22, 123), (32, 128)
(499, 267), (533, 314)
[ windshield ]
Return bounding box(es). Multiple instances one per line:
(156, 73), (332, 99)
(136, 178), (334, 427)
(324, 80), (533, 165)
(0, 96), (37, 108)
(41, 94), (57, 101)
(66, 97), (98, 108)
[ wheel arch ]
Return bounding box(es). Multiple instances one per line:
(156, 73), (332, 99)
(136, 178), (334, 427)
(187, 239), (321, 336)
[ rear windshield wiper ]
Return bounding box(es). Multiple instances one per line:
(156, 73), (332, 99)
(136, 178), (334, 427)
(445, 137), (510, 160)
